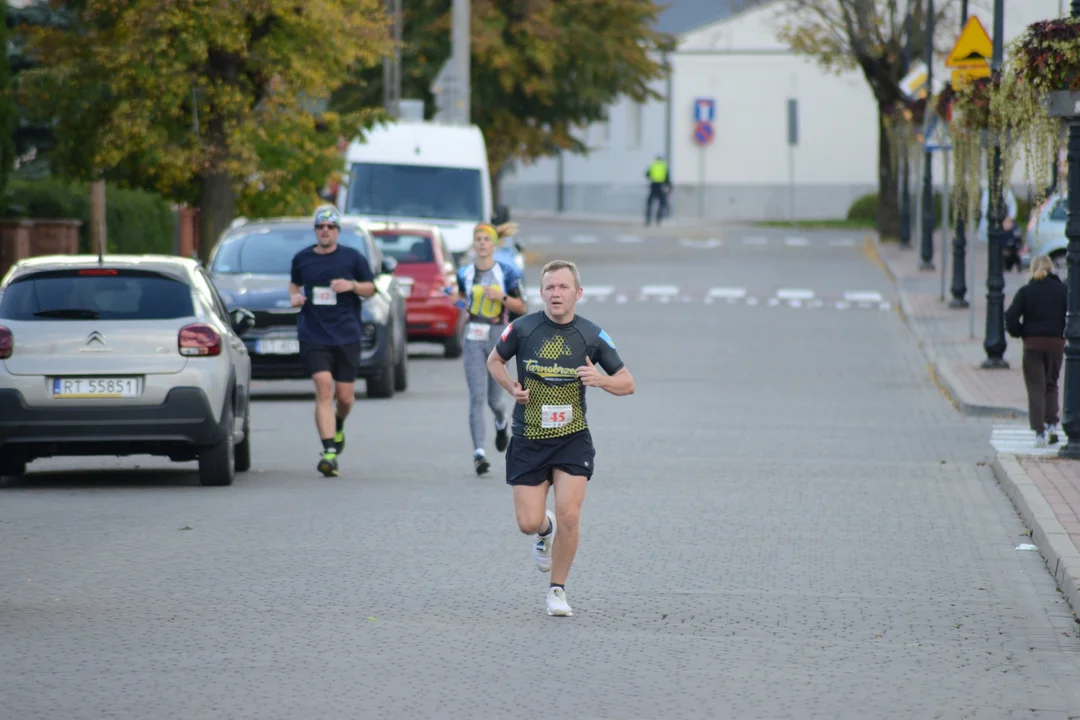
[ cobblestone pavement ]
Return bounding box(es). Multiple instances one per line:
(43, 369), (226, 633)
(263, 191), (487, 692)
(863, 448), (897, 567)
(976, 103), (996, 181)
(3, 223), (1080, 719)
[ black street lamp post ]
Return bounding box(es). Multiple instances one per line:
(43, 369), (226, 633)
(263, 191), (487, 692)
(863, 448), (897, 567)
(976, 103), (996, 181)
(919, 0), (936, 270)
(1057, 1), (1080, 457)
(949, 0), (970, 308)
(981, 0), (1008, 369)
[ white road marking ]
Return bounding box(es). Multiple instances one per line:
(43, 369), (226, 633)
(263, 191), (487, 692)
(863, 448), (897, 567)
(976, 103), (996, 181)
(785, 236), (810, 246)
(571, 234), (598, 244)
(678, 238), (723, 248)
(844, 290), (884, 303)
(776, 288), (815, 300)
(583, 285), (614, 297)
(640, 285), (680, 297)
(615, 294), (629, 304)
(707, 287), (747, 299)
(616, 235), (643, 244)
(528, 235), (553, 245)
(990, 423), (1063, 456)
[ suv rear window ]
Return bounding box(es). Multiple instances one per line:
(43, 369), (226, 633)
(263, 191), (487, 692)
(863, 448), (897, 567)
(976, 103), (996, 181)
(0, 269), (195, 321)
(373, 233), (435, 263)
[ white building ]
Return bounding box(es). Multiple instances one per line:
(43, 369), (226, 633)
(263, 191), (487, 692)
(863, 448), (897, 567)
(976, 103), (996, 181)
(499, 0), (1070, 223)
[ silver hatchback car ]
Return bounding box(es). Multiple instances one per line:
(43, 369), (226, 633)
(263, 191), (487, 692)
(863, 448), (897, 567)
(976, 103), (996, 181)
(0, 254), (255, 486)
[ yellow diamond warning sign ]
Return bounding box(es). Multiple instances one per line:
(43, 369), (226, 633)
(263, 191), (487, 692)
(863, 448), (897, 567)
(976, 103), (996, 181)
(947, 16), (993, 68)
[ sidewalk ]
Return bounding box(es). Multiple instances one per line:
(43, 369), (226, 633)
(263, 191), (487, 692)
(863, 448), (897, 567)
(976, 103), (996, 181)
(877, 235), (1080, 615)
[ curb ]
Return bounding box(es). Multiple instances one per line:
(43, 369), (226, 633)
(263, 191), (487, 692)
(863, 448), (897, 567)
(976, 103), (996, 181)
(869, 236), (1026, 418)
(991, 454), (1080, 615)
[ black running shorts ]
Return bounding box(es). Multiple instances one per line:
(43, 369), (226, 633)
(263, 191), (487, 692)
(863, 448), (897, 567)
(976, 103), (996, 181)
(300, 342), (361, 383)
(505, 429), (595, 486)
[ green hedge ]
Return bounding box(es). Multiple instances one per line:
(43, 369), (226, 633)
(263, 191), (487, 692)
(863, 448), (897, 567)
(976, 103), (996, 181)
(847, 191), (1034, 231)
(0, 178), (175, 255)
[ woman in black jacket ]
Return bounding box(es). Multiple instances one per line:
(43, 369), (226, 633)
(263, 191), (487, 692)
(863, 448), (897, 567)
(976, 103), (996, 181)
(1006, 255), (1068, 447)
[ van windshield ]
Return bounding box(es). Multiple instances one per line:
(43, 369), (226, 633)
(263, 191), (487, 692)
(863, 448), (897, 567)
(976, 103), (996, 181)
(346, 162), (483, 221)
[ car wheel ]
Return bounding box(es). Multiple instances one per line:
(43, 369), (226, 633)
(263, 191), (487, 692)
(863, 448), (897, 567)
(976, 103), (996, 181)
(1051, 249), (1067, 271)
(394, 337), (409, 392)
(367, 341), (396, 399)
(444, 325), (464, 358)
(0, 454), (26, 478)
(198, 400), (235, 486)
(235, 409), (251, 473)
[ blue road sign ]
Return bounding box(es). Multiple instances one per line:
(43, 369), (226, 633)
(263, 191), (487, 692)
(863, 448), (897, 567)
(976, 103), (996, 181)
(693, 120), (714, 146)
(694, 98), (715, 123)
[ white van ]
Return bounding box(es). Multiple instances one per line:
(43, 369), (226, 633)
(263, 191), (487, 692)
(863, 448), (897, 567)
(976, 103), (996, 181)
(337, 120), (510, 263)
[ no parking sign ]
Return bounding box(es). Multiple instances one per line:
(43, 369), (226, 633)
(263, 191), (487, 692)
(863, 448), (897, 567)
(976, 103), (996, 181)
(693, 97), (715, 146)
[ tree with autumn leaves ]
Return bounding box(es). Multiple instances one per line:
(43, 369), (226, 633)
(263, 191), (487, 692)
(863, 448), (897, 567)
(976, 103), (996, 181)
(332, 0), (675, 204)
(764, 0), (955, 240)
(15, 0), (671, 258)
(19, 0), (391, 260)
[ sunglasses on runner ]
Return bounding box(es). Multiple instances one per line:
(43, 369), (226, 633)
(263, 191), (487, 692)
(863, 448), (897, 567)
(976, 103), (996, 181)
(315, 223), (339, 231)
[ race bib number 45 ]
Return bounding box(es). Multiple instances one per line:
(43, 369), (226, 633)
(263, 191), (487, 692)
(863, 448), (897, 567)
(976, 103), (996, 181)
(312, 287), (336, 306)
(541, 404), (573, 428)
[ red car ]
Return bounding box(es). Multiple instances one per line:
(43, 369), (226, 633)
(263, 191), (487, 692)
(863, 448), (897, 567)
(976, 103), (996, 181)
(368, 222), (466, 358)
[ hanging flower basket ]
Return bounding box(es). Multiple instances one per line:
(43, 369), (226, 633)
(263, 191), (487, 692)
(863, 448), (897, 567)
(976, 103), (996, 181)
(948, 76), (997, 226)
(987, 19), (1075, 215)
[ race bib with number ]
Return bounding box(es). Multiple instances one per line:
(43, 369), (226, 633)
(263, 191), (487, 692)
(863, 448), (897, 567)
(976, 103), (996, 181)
(312, 287), (336, 306)
(465, 322), (491, 342)
(541, 404), (573, 429)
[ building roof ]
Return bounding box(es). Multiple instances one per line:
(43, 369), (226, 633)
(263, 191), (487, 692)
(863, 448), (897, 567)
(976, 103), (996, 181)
(655, 0), (742, 36)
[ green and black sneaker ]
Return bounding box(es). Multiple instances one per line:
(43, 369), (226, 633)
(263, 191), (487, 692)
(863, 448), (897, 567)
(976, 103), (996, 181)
(317, 450), (339, 477)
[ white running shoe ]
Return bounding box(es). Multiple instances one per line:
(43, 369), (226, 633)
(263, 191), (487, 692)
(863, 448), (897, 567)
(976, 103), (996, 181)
(534, 510), (556, 573)
(546, 586), (572, 616)
(1049, 424), (1061, 444)
(1035, 432), (1048, 448)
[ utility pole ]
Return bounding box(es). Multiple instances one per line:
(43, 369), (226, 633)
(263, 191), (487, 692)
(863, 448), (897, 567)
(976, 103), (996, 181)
(383, 0), (403, 119)
(900, 5), (912, 248)
(949, 0), (970, 307)
(981, 0), (1008, 369)
(452, 0), (470, 124)
(919, 0), (936, 270)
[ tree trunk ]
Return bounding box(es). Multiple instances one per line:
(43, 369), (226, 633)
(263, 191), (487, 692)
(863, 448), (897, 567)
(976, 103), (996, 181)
(876, 105), (900, 241)
(198, 170), (235, 264)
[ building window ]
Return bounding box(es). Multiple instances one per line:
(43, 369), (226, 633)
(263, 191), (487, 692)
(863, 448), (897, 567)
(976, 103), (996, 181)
(627, 101), (642, 150)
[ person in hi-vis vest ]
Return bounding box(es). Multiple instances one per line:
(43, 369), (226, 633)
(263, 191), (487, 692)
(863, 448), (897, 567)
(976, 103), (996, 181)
(645, 155), (671, 226)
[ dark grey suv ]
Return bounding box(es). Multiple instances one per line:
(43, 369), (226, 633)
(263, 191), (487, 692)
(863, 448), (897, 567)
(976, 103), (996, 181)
(207, 218), (409, 398)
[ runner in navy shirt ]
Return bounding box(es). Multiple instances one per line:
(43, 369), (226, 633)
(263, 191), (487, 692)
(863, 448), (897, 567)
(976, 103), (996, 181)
(288, 206), (376, 477)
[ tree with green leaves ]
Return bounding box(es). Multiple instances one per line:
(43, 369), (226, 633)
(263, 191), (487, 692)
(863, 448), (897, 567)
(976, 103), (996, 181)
(0, 2), (17, 196)
(762, 0), (953, 239)
(22, 0), (391, 259)
(332, 0), (675, 203)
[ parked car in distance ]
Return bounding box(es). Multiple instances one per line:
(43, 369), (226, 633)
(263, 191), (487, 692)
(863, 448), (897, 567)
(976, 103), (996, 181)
(208, 217), (409, 398)
(0, 254), (255, 486)
(1027, 192), (1067, 271)
(368, 221), (467, 358)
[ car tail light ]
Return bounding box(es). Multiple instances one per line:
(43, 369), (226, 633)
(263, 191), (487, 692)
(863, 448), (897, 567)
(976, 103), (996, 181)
(0, 326), (11, 359)
(178, 323), (221, 357)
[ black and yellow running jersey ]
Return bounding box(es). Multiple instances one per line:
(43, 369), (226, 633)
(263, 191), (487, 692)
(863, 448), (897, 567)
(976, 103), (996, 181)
(494, 311), (625, 439)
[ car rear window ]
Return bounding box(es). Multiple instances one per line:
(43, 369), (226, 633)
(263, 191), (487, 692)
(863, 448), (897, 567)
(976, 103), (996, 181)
(1051, 198), (1068, 221)
(373, 233), (435, 263)
(0, 268), (195, 321)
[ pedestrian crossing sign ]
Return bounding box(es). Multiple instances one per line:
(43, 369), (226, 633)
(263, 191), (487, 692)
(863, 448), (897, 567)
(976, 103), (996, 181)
(946, 17), (992, 69)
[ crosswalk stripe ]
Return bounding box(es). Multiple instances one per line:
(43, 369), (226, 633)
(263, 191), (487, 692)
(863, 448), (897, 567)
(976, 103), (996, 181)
(844, 291), (883, 303)
(777, 288), (815, 300)
(990, 424), (1062, 456)
(571, 234), (598, 244)
(640, 285), (680, 296)
(785, 237), (810, 246)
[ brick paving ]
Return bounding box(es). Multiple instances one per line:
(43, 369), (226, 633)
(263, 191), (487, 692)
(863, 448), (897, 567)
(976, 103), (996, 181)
(878, 233), (1080, 616)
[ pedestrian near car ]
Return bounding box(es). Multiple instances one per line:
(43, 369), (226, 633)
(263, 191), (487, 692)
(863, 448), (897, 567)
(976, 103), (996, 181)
(457, 223), (527, 475)
(487, 259), (635, 616)
(288, 206), (377, 476)
(1006, 254), (1067, 447)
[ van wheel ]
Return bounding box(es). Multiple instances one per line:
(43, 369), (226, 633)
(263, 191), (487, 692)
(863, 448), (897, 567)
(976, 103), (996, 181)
(235, 410), (251, 473)
(199, 402), (235, 486)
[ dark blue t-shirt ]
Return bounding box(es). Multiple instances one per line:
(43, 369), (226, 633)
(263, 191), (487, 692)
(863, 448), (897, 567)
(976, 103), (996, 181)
(290, 244), (376, 346)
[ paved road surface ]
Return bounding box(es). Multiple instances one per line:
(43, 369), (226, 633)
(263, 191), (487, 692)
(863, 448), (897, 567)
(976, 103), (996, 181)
(4, 221), (1080, 719)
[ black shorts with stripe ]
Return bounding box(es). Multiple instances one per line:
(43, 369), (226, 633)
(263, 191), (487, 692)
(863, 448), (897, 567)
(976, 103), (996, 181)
(505, 429), (595, 486)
